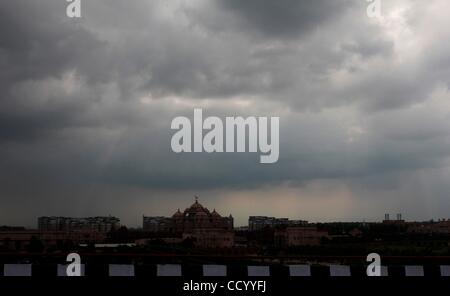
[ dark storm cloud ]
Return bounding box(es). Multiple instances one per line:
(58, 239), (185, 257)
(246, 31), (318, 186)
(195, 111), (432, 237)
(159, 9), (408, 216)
(1, 0), (450, 226)
(217, 0), (349, 38)
(0, 1), (108, 83)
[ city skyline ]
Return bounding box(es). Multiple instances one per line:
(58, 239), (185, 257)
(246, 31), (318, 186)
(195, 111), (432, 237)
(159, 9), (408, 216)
(1, 196), (446, 229)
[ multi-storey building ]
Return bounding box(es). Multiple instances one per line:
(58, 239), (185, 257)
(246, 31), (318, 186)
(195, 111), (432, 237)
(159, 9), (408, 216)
(38, 216), (120, 233)
(142, 216), (171, 232)
(248, 216), (307, 231)
(274, 226), (329, 247)
(407, 219), (450, 235)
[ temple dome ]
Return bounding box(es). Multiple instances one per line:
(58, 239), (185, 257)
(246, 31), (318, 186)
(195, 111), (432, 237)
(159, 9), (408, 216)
(211, 209), (221, 217)
(184, 199), (210, 216)
(172, 209), (183, 218)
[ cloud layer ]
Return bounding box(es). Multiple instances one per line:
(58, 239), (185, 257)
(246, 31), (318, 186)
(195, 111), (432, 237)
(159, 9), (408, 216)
(1, 0), (450, 227)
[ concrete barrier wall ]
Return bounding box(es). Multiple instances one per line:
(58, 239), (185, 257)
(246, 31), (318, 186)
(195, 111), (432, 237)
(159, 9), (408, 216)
(157, 264), (182, 276)
(1, 263), (447, 277)
(4, 264), (32, 276)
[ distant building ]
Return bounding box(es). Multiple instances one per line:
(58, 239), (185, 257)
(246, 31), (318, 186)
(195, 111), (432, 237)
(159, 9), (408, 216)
(183, 229), (234, 248)
(383, 213), (405, 224)
(171, 199), (234, 233)
(0, 230), (107, 250)
(407, 219), (450, 235)
(235, 226), (249, 231)
(142, 198), (234, 248)
(38, 216), (120, 233)
(143, 199), (233, 233)
(248, 216), (307, 231)
(142, 216), (171, 232)
(274, 226), (328, 247)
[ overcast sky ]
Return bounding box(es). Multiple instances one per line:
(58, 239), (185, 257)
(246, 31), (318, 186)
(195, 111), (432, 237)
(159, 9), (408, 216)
(1, 0), (450, 227)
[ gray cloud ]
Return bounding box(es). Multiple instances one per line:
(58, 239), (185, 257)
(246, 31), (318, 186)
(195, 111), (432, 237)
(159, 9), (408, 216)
(1, 0), (450, 226)
(216, 0), (350, 38)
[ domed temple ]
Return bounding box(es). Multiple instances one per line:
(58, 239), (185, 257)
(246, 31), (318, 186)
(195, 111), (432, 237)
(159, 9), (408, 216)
(142, 198), (234, 248)
(170, 198), (233, 233)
